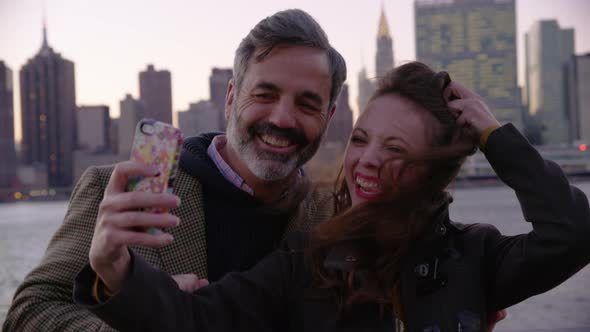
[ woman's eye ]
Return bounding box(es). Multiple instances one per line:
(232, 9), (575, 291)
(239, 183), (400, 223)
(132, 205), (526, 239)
(387, 146), (404, 153)
(350, 136), (366, 144)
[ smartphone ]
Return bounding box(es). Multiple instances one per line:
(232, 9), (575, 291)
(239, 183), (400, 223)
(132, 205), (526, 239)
(126, 118), (184, 234)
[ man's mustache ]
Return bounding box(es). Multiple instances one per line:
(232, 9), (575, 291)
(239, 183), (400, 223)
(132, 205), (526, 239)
(248, 123), (308, 146)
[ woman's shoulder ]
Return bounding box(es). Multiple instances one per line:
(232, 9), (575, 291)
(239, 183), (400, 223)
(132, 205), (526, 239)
(448, 220), (502, 239)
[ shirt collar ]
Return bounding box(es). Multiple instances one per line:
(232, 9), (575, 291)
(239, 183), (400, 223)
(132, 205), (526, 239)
(207, 135), (254, 195)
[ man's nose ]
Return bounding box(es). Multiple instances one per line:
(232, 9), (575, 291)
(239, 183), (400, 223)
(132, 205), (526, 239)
(267, 99), (296, 128)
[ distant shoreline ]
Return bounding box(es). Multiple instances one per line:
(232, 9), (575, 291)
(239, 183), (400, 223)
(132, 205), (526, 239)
(3, 176), (590, 205)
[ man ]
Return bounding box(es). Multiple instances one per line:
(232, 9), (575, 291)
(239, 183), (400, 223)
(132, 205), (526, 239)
(3, 9), (346, 331)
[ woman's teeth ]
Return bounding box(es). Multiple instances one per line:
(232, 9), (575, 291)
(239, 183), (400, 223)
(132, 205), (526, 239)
(260, 134), (291, 147)
(355, 176), (380, 192)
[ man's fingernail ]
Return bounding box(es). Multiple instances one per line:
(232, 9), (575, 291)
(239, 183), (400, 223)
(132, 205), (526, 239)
(174, 217), (180, 226)
(175, 197), (181, 207)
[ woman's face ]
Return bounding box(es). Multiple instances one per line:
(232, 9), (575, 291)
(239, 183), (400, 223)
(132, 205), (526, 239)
(344, 94), (436, 207)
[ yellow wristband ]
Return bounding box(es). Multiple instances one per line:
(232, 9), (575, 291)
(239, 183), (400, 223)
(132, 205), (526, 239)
(92, 276), (115, 303)
(479, 125), (500, 151)
(91, 276), (102, 303)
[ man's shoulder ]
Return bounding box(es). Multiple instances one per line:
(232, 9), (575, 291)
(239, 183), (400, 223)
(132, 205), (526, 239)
(307, 185), (335, 206)
(77, 164), (199, 189)
(71, 165), (115, 194)
(301, 185), (336, 222)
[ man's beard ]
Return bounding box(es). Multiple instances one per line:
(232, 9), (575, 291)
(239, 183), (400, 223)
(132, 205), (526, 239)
(226, 105), (324, 181)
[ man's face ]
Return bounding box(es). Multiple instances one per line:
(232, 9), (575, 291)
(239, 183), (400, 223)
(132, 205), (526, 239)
(226, 46), (335, 181)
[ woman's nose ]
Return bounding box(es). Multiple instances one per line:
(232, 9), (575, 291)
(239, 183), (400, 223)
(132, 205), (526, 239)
(358, 144), (383, 168)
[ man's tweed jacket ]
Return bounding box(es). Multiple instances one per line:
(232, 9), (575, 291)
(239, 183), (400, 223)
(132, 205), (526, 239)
(3, 166), (335, 332)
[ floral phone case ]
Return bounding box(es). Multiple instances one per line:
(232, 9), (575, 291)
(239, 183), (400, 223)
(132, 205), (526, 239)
(126, 119), (183, 226)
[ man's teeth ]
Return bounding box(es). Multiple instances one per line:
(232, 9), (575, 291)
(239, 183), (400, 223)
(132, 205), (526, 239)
(260, 134), (291, 147)
(355, 177), (380, 191)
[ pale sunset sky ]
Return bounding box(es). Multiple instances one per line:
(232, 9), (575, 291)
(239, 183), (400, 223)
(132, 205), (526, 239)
(1, 0), (589, 142)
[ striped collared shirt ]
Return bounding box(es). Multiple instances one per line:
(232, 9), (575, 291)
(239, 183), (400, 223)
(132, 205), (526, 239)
(207, 135), (254, 195)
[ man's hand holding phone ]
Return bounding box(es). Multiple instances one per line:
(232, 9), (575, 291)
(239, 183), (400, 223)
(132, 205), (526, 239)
(89, 161), (181, 293)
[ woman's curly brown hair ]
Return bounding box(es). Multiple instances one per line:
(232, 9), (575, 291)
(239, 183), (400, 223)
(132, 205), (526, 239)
(306, 61), (478, 317)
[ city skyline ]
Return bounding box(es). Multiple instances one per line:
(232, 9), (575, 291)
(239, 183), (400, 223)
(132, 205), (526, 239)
(1, 0), (590, 143)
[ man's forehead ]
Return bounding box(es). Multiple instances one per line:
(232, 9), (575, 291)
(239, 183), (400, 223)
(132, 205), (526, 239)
(242, 47), (332, 94)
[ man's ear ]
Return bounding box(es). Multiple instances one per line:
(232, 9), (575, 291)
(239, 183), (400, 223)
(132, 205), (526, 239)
(225, 79), (235, 121)
(327, 104), (337, 122)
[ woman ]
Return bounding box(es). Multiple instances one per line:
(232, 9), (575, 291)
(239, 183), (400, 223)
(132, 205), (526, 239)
(74, 62), (590, 331)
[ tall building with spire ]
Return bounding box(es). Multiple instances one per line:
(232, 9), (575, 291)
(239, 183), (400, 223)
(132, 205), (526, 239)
(0, 61), (17, 188)
(139, 64), (172, 124)
(20, 22), (76, 187)
(376, 5), (394, 79)
(358, 5), (394, 114)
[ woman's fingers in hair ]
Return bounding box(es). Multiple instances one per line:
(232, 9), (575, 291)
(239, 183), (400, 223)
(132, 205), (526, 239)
(444, 81), (500, 134)
(444, 81), (479, 101)
(447, 98), (500, 135)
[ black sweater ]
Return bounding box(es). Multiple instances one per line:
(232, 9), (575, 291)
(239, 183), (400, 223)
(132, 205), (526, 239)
(180, 133), (291, 281)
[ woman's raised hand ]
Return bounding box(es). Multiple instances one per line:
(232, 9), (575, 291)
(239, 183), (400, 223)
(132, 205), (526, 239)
(444, 81), (501, 136)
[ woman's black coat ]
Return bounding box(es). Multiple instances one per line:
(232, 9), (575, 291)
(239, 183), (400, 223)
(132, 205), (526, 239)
(74, 124), (590, 332)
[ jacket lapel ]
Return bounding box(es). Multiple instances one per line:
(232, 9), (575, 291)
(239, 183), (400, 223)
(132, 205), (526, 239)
(158, 169), (209, 278)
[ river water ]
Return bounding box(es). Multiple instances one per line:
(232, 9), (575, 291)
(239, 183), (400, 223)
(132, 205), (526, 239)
(1, 184), (589, 331)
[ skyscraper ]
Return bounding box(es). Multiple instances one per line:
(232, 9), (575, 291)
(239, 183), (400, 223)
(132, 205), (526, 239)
(77, 105), (110, 152)
(209, 68), (232, 131)
(358, 5), (393, 115)
(357, 67), (375, 114)
(326, 84), (353, 146)
(566, 54), (590, 143)
(0, 61), (17, 188)
(20, 24), (76, 187)
(177, 100), (218, 137)
(308, 84), (354, 180)
(109, 117), (119, 155)
(376, 5), (394, 79)
(118, 94), (143, 156)
(525, 20), (575, 144)
(139, 64), (172, 124)
(415, 0), (522, 130)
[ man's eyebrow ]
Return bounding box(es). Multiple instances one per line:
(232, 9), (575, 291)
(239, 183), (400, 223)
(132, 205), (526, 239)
(301, 91), (323, 106)
(253, 82), (281, 92)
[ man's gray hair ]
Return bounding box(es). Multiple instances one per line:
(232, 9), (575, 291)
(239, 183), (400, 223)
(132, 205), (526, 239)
(233, 9), (347, 111)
